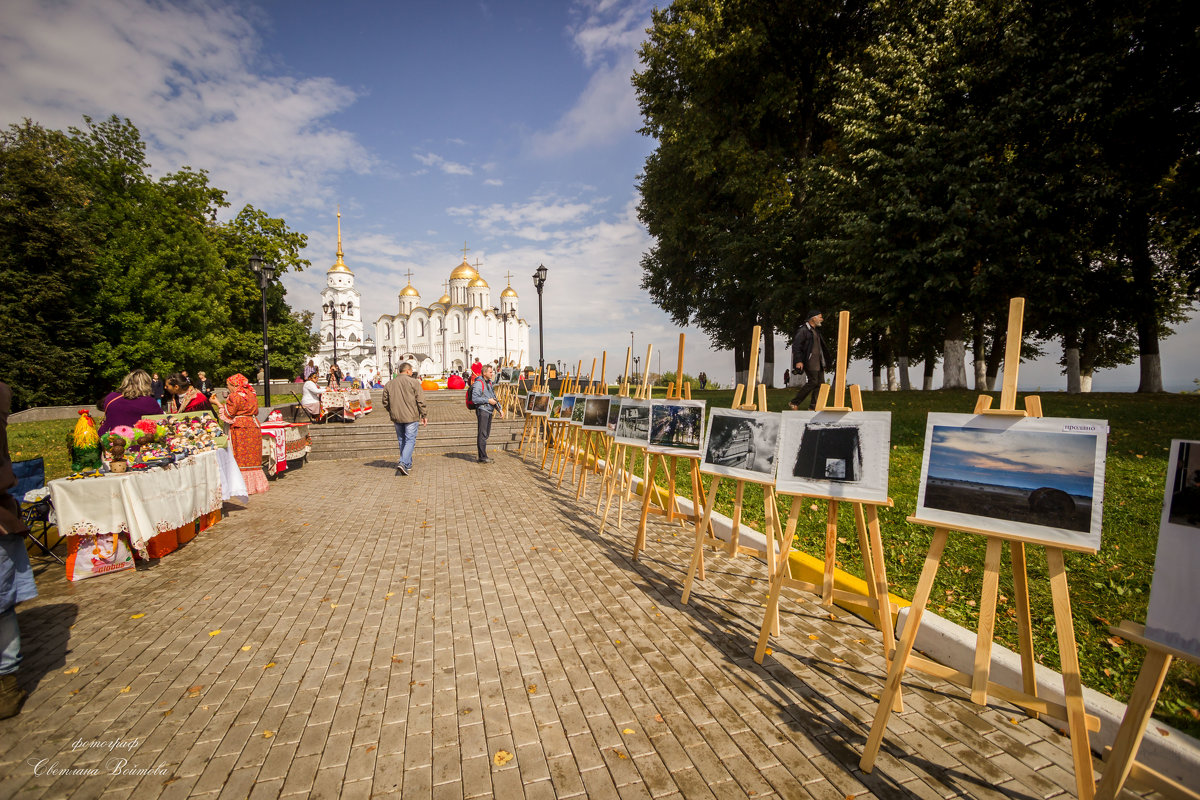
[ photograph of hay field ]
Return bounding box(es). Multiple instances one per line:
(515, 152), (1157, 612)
(919, 414), (1105, 549)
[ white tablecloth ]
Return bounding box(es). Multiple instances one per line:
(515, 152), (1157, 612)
(48, 450), (223, 559)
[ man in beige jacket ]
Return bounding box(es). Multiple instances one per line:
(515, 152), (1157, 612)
(382, 362), (427, 475)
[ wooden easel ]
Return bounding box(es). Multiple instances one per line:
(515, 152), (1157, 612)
(559, 358), (597, 487)
(542, 370), (577, 471)
(575, 353), (609, 501)
(595, 348), (633, 515)
(752, 311), (898, 681)
(1095, 623), (1200, 800)
(860, 298), (1100, 800)
(633, 334), (707, 561)
(681, 325), (785, 634)
(599, 344), (654, 535)
(548, 361), (584, 476)
(516, 374), (542, 457)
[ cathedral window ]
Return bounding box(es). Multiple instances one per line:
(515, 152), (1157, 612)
(326, 333), (333, 343)
(349, 333), (358, 343)
(417, 320), (425, 337)
(474, 318), (480, 334)
(454, 316), (461, 334)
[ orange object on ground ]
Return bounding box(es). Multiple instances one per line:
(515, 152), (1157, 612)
(421, 379), (440, 391)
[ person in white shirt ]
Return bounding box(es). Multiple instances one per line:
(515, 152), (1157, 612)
(301, 373), (323, 416)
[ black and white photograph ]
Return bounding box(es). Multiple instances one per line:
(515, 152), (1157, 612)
(556, 394), (578, 420)
(607, 398), (622, 432)
(582, 396), (611, 431)
(570, 395), (587, 425)
(700, 409), (781, 483)
(614, 399), (651, 446)
(776, 410), (891, 503)
(529, 393), (552, 416)
(1145, 440), (1200, 660)
(915, 413), (1107, 551)
(648, 400), (706, 457)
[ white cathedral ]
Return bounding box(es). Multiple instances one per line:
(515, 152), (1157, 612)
(314, 212), (378, 380)
(374, 246), (530, 377)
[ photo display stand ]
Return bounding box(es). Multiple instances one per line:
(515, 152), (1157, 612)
(860, 298), (1101, 800)
(633, 334), (707, 561)
(559, 357), (597, 488)
(548, 361), (584, 476)
(517, 372), (545, 459)
(752, 311), (898, 674)
(543, 368), (577, 472)
(683, 325), (785, 636)
(1095, 622), (1199, 799)
(574, 352), (608, 502)
(600, 344), (654, 536)
(595, 348), (633, 517)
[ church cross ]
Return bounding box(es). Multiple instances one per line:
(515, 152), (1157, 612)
(474, 258), (483, 269)
(461, 242), (470, 260)
(404, 269), (414, 284)
(503, 271), (514, 286)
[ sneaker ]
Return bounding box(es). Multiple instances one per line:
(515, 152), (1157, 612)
(478, 458), (491, 464)
(396, 463), (408, 475)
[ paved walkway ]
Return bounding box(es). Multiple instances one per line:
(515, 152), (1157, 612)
(1, 450), (1125, 799)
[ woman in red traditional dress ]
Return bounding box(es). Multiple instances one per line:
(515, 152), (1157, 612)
(213, 374), (268, 495)
(164, 373), (213, 414)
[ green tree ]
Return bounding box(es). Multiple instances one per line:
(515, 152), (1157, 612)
(0, 121), (100, 409)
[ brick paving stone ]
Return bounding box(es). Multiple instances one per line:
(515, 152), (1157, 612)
(0, 452), (1166, 799)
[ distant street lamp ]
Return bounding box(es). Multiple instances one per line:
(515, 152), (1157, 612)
(494, 307), (514, 376)
(322, 300), (346, 380)
(249, 254), (277, 406)
(633, 356), (640, 385)
(533, 264), (548, 385)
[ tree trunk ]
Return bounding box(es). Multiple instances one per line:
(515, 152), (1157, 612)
(898, 356), (911, 390)
(733, 336), (749, 390)
(870, 330), (883, 391)
(942, 312), (968, 388)
(1079, 327), (1099, 393)
(972, 316), (987, 391)
(923, 344), (937, 390)
(883, 329), (898, 390)
(763, 331), (775, 389)
(896, 323), (912, 390)
(985, 321), (1004, 391)
(1063, 326), (1081, 394)
(1127, 212), (1164, 392)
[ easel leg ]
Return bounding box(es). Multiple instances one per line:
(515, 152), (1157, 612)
(728, 481), (745, 556)
(822, 500), (839, 606)
(971, 537), (1004, 705)
(863, 504), (900, 712)
(861, 528), (949, 772)
(1010, 542), (1039, 717)
(683, 476), (721, 603)
(762, 485), (781, 635)
(1095, 648), (1173, 800)
(754, 499), (802, 663)
(596, 438), (614, 514)
(633, 455), (656, 561)
(1046, 547), (1096, 800)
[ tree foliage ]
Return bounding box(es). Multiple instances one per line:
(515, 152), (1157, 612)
(0, 116), (316, 410)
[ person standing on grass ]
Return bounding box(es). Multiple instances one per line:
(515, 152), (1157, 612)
(471, 364), (503, 463)
(789, 310), (832, 410)
(383, 362), (426, 476)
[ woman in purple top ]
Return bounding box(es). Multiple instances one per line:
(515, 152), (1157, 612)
(97, 370), (163, 437)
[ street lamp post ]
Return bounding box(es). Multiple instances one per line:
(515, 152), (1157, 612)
(494, 307), (513, 377)
(633, 356), (640, 386)
(532, 264), (548, 386)
(322, 300), (346, 381)
(249, 254), (277, 406)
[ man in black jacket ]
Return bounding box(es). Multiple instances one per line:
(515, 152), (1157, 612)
(789, 310), (832, 410)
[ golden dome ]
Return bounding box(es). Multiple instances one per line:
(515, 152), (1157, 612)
(436, 293), (452, 305)
(449, 258), (478, 281)
(400, 284), (420, 297)
(501, 286), (518, 298)
(468, 276), (489, 288)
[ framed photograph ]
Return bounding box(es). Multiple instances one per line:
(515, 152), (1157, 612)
(648, 400), (706, 457)
(529, 393), (552, 416)
(524, 393), (536, 412)
(1145, 440), (1200, 659)
(606, 398), (622, 433)
(614, 398), (651, 446)
(914, 413), (1107, 552)
(555, 394), (578, 420)
(582, 396), (611, 431)
(570, 395), (587, 426)
(775, 411), (891, 502)
(701, 409), (782, 483)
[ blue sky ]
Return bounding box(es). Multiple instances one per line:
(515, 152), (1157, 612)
(928, 427), (1098, 497)
(1, 0), (1195, 390)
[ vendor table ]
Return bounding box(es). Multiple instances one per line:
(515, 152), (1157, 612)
(261, 421), (311, 477)
(320, 388), (373, 419)
(48, 449), (224, 580)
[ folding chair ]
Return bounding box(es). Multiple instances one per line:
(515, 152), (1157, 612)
(12, 457), (64, 564)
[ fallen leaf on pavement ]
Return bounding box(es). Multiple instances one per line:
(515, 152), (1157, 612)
(208, 629), (221, 637)
(493, 750), (513, 766)
(130, 613), (145, 619)
(63, 667), (79, 675)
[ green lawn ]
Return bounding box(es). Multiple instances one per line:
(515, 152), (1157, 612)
(10, 388), (1200, 734)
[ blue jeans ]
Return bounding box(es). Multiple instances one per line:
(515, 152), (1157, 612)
(394, 421), (419, 470)
(0, 607), (20, 675)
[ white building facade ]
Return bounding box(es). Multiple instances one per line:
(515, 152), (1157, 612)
(314, 212), (378, 380)
(374, 254), (529, 377)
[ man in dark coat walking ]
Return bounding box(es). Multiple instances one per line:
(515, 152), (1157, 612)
(789, 310), (832, 410)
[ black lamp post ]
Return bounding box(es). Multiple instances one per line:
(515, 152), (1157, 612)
(633, 356), (640, 385)
(322, 300), (346, 381)
(249, 254), (277, 406)
(532, 264), (548, 385)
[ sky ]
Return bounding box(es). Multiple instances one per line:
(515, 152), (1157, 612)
(927, 427), (1098, 496)
(1, 0), (1196, 392)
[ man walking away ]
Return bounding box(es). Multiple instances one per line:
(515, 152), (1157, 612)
(471, 364), (504, 463)
(789, 310), (832, 410)
(383, 362), (427, 475)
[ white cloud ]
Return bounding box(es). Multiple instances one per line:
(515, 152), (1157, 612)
(484, 178), (504, 186)
(413, 150), (473, 176)
(448, 196), (596, 241)
(0, 0), (372, 216)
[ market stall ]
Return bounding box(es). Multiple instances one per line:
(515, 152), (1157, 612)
(321, 388), (373, 419)
(261, 419), (311, 477)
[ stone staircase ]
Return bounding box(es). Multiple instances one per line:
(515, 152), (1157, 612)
(306, 389), (525, 462)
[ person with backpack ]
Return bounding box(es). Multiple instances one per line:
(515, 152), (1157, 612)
(469, 364), (503, 463)
(383, 362), (427, 475)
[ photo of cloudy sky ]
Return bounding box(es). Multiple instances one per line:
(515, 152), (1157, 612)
(927, 426), (1097, 498)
